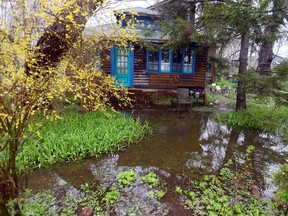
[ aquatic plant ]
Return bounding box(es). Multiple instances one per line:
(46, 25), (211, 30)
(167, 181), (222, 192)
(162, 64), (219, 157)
(117, 170), (138, 188)
(146, 190), (166, 199)
(175, 146), (281, 215)
(102, 188), (121, 207)
(141, 172), (159, 188)
(150, 91), (177, 106)
(16, 111), (152, 171)
(19, 183), (115, 215)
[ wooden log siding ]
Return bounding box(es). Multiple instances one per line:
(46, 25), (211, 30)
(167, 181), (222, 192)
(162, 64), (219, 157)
(133, 46), (149, 87)
(100, 45), (209, 89)
(149, 47), (208, 88)
(100, 50), (111, 75)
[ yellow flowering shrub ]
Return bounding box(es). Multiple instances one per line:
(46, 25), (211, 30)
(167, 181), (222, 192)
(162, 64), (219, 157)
(0, 0), (138, 213)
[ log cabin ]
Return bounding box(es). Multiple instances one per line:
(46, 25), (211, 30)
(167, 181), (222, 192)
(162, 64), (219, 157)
(85, 6), (212, 98)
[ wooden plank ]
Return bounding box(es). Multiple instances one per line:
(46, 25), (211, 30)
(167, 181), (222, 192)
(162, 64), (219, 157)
(148, 73), (206, 88)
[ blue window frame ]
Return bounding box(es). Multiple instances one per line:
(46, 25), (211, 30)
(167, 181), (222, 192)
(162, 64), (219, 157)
(147, 51), (159, 72)
(147, 47), (196, 74)
(172, 50), (182, 73)
(160, 49), (171, 72)
(183, 48), (196, 74)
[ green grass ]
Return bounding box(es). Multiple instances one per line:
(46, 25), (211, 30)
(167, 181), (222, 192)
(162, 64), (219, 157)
(216, 79), (237, 88)
(216, 105), (288, 139)
(16, 111), (151, 171)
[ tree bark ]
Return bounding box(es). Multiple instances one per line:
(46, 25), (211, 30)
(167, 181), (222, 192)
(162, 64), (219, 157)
(25, 0), (99, 74)
(256, 0), (286, 75)
(256, 25), (274, 76)
(236, 34), (249, 111)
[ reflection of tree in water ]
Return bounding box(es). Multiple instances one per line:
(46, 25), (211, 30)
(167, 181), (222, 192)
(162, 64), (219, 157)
(186, 114), (288, 188)
(185, 115), (232, 173)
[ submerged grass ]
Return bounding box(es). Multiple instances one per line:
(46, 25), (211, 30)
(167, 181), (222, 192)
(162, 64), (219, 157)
(17, 111), (151, 171)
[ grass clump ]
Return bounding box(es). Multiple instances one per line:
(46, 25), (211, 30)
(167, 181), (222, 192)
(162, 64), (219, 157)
(216, 105), (288, 139)
(16, 111), (151, 170)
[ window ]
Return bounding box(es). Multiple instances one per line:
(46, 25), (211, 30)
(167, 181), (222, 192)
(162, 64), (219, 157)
(121, 19), (127, 28)
(147, 47), (196, 74)
(206, 64), (212, 77)
(137, 19), (145, 29)
(160, 49), (170, 72)
(183, 48), (195, 74)
(172, 50), (182, 73)
(147, 20), (158, 29)
(147, 51), (159, 71)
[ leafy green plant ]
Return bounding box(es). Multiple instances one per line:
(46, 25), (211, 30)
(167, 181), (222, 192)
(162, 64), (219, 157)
(16, 111), (152, 171)
(204, 90), (215, 105)
(150, 91), (177, 106)
(146, 190), (166, 199)
(175, 146), (277, 215)
(102, 188), (121, 207)
(117, 170), (138, 188)
(20, 183), (117, 215)
(175, 186), (183, 195)
(273, 163), (288, 213)
(141, 172), (159, 188)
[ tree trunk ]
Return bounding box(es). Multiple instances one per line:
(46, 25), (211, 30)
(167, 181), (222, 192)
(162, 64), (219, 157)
(236, 34), (249, 111)
(256, 25), (274, 76)
(0, 140), (21, 216)
(256, 0), (286, 75)
(208, 46), (217, 83)
(25, 0), (99, 74)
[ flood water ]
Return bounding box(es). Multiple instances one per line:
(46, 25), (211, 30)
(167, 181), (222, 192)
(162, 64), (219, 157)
(27, 111), (288, 215)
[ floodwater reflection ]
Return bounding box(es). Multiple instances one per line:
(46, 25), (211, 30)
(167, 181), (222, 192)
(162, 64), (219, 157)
(27, 111), (288, 214)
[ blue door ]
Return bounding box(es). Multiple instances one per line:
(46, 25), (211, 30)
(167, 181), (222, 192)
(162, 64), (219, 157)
(113, 47), (133, 87)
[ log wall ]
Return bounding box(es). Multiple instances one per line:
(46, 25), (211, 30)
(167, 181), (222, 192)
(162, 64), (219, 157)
(100, 45), (209, 89)
(148, 47), (208, 89)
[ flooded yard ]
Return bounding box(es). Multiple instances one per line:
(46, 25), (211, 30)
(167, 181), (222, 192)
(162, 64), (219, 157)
(27, 111), (288, 215)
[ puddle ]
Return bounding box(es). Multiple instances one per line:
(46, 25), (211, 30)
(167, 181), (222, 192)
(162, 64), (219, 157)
(27, 111), (288, 215)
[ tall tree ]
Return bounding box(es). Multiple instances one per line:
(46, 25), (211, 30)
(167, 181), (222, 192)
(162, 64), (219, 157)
(156, 0), (268, 110)
(199, 0), (262, 110)
(256, 0), (287, 75)
(236, 34), (249, 110)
